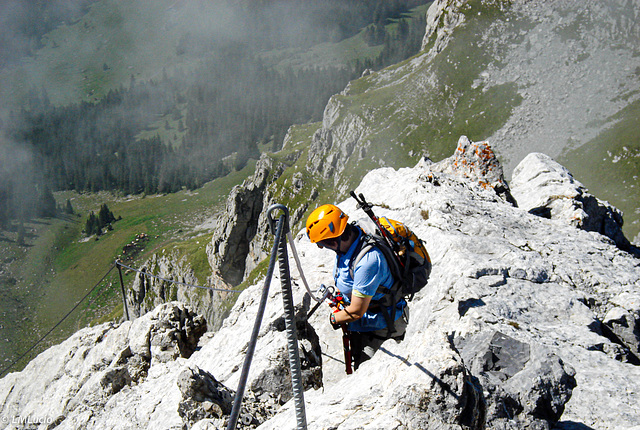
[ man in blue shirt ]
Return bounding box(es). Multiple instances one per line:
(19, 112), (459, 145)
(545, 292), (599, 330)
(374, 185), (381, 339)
(306, 204), (408, 369)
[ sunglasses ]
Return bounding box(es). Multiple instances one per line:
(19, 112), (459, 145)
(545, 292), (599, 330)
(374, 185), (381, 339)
(317, 237), (340, 249)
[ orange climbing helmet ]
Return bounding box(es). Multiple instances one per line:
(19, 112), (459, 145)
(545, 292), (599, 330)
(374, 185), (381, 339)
(306, 204), (349, 243)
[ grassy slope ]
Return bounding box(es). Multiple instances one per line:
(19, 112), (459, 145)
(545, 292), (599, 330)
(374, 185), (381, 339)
(0, 0), (240, 115)
(260, 3), (433, 72)
(309, 1), (522, 201)
(559, 99), (640, 240)
(0, 163), (255, 372)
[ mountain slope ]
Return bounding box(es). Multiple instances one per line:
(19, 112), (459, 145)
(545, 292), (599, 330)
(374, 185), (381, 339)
(198, 0), (639, 305)
(260, 0), (640, 239)
(1, 138), (639, 429)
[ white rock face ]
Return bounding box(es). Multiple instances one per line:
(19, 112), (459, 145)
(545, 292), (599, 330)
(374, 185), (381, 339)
(421, 0), (469, 55)
(1, 141), (639, 430)
(511, 152), (630, 250)
(511, 152), (584, 214)
(0, 303), (206, 429)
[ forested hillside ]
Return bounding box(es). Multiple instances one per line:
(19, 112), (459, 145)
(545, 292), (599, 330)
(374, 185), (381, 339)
(0, 0), (429, 227)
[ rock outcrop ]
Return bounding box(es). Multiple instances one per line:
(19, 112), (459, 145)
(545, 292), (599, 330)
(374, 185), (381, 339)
(208, 155), (283, 286)
(511, 152), (631, 251)
(206, 149), (311, 286)
(0, 303), (206, 429)
(127, 252), (231, 330)
(2, 139), (639, 429)
(431, 135), (517, 206)
(421, 0), (471, 55)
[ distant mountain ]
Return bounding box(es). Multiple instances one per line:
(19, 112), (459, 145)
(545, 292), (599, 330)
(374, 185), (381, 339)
(287, 0), (640, 239)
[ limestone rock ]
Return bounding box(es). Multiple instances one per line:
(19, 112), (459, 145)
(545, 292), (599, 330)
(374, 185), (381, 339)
(457, 331), (576, 429)
(206, 151), (309, 286)
(603, 303), (640, 360)
(421, 0), (469, 55)
(177, 366), (234, 428)
(0, 303), (206, 429)
(511, 152), (631, 250)
(431, 135), (517, 206)
(127, 252), (230, 330)
(208, 154), (278, 286)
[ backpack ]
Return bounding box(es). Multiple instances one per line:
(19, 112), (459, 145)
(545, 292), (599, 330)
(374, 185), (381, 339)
(349, 192), (432, 337)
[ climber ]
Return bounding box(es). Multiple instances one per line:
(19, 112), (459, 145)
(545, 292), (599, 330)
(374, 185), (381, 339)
(306, 204), (408, 370)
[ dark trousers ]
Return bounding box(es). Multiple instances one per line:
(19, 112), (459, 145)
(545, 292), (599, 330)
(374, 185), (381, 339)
(350, 306), (409, 370)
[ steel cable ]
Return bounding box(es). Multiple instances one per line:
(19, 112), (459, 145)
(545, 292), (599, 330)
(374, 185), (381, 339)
(116, 261), (243, 293)
(278, 209), (307, 429)
(226, 208), (286, 430)
(0, 264), (116, 378)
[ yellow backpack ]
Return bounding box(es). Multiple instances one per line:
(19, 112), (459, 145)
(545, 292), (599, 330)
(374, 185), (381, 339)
(350, 192), (432, 336)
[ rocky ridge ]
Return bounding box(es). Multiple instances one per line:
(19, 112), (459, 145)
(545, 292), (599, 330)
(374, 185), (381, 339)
(511, 152), (632, 251)
(1, 137), (639, 429)
(127, 0), (640, 322)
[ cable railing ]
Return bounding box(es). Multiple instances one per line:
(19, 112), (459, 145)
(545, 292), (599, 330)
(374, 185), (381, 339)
(0, 259), (243, 378)
(2, 204), (311, 430)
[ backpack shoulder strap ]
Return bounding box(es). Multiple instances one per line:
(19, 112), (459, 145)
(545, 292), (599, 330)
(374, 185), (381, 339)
(349, 233), (403, 285)
(349, 234), (376, 279)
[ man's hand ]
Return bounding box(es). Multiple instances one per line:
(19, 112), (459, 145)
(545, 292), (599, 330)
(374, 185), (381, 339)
(329, 312), (341, 330)
(332, 294), (373, 325)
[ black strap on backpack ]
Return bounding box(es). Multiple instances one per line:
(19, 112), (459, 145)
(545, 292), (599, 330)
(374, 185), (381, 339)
(347, 232), (405, 338)
(348, 192), (432, 338)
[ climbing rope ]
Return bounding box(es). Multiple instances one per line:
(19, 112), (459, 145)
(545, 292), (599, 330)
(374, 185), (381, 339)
(287, 231), (319, 303)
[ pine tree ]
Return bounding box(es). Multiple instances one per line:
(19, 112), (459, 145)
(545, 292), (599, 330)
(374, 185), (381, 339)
(65, 199), (74, 214)
(0, 188), (8, 229)
(17, 223), (25, 246)
(85, 211), (100, 236)
(98, 204), (116, 229)
(38, 185), (57, 218)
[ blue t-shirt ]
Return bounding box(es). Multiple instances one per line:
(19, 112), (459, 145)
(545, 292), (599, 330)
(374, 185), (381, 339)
(334, 227), (406, 332)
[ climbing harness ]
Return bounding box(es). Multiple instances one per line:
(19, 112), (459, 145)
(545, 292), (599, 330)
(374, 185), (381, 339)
(330, 288), (353, 375)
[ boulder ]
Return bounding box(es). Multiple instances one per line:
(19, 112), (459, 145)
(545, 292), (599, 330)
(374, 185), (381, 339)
(432, 135), (517, 205)
(511, 152), (631, 250)
(0, 303), (206, 429)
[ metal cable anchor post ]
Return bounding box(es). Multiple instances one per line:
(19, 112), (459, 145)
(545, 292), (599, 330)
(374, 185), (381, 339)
(268, 204), (308, 430)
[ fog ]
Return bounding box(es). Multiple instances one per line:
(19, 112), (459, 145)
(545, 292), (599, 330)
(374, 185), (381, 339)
(0, 0), (427, 223)
(0, 131), (38, 226)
